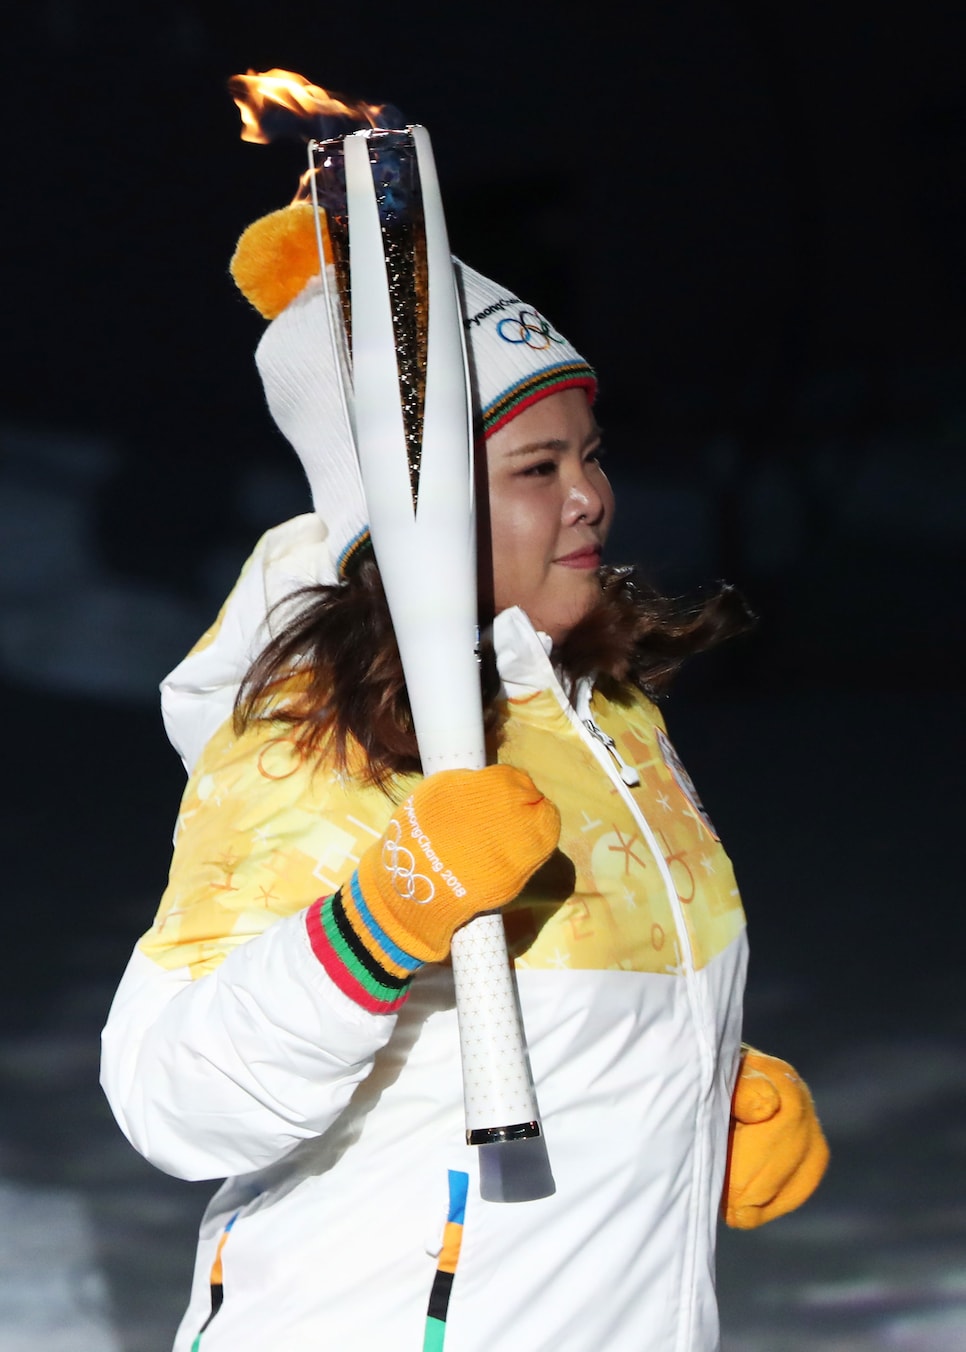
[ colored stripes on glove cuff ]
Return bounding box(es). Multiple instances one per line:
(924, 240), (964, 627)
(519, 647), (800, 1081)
(305, 871), (423, 1014)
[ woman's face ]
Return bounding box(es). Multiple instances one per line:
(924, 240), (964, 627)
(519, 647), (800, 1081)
(484, 388), (615, 643)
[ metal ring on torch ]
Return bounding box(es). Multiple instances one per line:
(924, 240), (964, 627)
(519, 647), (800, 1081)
(330, 126), (553, 1202)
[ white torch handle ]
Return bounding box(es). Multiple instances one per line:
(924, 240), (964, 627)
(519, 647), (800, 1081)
(414, 125), (543, 1144)
(343, 130), (552, 1199)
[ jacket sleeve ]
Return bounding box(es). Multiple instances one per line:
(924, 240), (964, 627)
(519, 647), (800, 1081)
(99, 713), (400, 1182)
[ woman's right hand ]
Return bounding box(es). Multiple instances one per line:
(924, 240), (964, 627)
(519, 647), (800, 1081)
(355, 765), (560, 964)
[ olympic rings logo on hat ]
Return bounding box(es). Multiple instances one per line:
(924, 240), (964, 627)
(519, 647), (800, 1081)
(381, 821), (435, 904)
(497, 309), (565, 350)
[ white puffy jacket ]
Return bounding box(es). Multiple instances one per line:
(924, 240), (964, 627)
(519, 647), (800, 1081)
(101, 520), (748, 1352)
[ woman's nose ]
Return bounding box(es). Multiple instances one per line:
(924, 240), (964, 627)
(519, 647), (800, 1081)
(563, 471), (606, 526)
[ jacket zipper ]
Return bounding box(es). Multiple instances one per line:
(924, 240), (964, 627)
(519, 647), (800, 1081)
(570, 682), (716, 1074)
(500, 615), (711, 1046)
(582, 718), (641, 786)
(569, 685), (695, 978)
(497, 617), (725, 1350)
(569, 679), (714, 1352)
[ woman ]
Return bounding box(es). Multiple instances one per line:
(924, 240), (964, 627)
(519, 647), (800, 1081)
(101, 202), (828, 1351)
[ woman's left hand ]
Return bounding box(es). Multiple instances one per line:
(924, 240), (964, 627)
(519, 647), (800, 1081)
(722, 1046), (830, 1230)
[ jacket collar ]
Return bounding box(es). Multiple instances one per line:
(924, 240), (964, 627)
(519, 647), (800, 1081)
(491, 606), (594, 711)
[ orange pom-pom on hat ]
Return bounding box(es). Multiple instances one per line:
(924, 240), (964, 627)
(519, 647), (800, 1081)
(230, 202), (331, 320)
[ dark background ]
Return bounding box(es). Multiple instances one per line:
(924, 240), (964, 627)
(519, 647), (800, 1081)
(2, 3), (964, 1348)
(6, 0), (965, 676)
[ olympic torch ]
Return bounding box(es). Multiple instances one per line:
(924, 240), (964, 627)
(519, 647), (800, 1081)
(304, 126), (553, 1202)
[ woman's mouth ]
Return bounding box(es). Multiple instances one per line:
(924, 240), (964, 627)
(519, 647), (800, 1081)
(553, 544), (602, 569)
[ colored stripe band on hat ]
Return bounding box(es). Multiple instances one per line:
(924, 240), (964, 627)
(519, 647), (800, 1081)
(482, 361), (597, 437)
(337, 525), (374, 580)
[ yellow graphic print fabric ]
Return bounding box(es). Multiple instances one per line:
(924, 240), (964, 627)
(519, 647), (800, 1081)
(140, 687), (743, 981)
(141, 716), (410, 979)
(499, 690), (745, 975)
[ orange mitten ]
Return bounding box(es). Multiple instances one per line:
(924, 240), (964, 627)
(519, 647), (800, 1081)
(723, 1046), (829, 1229)
(306, 765), (560, 1012)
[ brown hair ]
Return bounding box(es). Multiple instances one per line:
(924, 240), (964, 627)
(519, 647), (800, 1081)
(235, 559), (754, 789)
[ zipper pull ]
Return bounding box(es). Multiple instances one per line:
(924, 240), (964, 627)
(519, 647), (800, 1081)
(583, 719), (641, 786)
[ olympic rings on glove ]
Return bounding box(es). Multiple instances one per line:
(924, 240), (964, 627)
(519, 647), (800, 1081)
(381, 821), (436, 904)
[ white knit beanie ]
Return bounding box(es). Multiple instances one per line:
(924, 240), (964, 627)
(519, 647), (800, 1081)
(234, 206), (596, 579)
(253, 268), (371, 579)
(457, 261), (595, 436)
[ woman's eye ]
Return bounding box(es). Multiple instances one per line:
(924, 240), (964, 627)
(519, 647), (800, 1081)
(585, 445), (606, 465)
(521, 459), (557, 478)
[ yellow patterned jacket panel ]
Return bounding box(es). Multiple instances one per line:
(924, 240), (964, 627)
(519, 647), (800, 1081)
(498, 688), (745, 975)
(140, 686), (743, 982)
(140, 717), (413, 980)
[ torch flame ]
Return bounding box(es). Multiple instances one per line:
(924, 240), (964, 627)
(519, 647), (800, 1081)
(230, 68), (387, 144)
